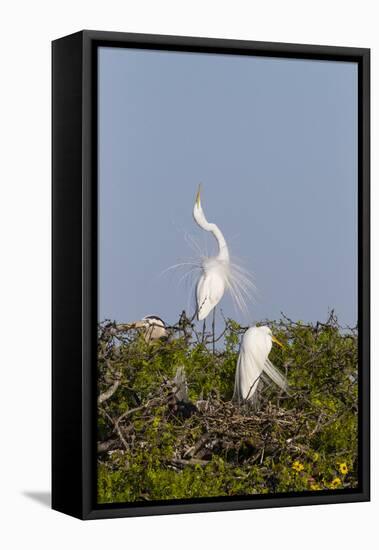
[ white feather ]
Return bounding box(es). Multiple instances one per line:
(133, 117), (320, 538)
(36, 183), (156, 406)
(233, 326), (288, 404)
(193, 187), (254, 320)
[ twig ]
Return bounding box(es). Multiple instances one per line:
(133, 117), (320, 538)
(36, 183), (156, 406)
(98, 378), (121, 404)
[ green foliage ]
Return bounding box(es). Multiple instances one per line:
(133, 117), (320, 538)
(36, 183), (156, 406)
(97, 313), (358, 503)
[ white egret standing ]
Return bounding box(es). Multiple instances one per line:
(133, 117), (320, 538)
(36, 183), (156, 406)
(192, 185), (254, 320)
(233, 326), (287, 405)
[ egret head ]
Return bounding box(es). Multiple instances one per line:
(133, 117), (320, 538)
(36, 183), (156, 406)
(257, 326), (284, 348)
(193, 184), (207, 228)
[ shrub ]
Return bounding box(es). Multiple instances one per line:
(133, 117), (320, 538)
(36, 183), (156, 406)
(97, 312), (358, 503)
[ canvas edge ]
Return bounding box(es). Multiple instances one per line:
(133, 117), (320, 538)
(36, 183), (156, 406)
(52, 31), (85, 519)
(52, 30), (370, 520)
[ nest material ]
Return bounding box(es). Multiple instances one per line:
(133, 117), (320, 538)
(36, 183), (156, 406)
(98, 377), (330, 470)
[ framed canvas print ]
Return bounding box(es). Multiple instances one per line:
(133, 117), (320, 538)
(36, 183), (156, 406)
(52, 30), (370, 519)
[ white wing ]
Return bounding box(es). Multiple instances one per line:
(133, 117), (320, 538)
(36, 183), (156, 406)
(262, 359), (288, 392)
(196, 269), (225, 320)
(233, 346), (264, 404)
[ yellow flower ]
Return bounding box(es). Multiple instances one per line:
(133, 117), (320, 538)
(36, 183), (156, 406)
(292, 461), (304, 473)
(310, 483), (321, 491)
(331, 477), (342, 489)
(339, 462), (348, 475)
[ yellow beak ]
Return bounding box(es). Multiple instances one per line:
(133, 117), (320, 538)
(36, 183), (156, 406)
(121, 321), (144, 329)
(271, 335), (284, 348)
(196, 184), (201, 206)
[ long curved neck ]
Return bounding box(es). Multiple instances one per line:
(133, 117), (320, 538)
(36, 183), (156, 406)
(208, 222), (229, 262)
(194, 208), (230, 262)
(193, 195), (230, 262)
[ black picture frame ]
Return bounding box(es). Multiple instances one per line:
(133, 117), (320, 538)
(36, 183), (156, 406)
(52, 30), (370, 520)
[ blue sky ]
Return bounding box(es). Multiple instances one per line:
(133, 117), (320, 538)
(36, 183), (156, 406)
(98, 47), (358, 327)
